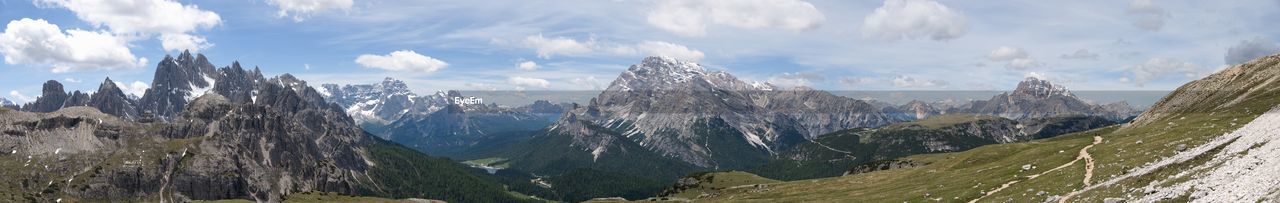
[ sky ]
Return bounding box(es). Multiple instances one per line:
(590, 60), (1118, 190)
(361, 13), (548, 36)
(2, 0), (1280, 104)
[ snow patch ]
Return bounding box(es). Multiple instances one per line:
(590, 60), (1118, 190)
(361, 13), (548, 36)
(185, 75), (216, 101)
(743, 131), (769, 150)
(591, 146), (606, 162)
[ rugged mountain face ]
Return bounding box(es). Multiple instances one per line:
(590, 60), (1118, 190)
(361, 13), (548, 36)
(381, 95), (553, 157)
(903, 77), (1139, 121)
(322, 79), (560, 157)
(21, 80), (70, 112)
(519, 56), (906, 171)
(138, 50), (220, 120)
(898, 100), (944, 120)
(87, 78), (140, 119)
(0, 97), (15, 109)
(319, 78), (450, 127)
(0, 52), (536, 202)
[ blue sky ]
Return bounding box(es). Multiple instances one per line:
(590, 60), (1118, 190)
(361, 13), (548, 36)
(2, 0), (1279, 103)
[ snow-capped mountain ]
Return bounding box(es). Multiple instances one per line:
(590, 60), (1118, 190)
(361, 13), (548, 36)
(0, 97), (16, 109)
(542, 56), (906, 168)
(317, 78), (502, 128)
(137, 50), (222, 120)
(320, 78), (564, 156)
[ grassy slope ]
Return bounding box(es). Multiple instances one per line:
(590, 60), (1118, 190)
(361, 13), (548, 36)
(687, 56), (1280, 202)
(660, 171), (781, 200)
(750, 115), (1010, 180)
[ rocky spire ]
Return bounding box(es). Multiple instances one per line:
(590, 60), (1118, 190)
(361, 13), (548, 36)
(88, 77), (140, 118)
(21, 80), (69, 112)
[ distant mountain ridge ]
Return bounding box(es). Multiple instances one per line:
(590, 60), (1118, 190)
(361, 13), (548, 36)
(892, 77), (1139, 121)
(318, 79), (565, 157)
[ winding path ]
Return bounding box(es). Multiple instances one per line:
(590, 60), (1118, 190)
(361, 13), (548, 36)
(968, 136), (1102, 203)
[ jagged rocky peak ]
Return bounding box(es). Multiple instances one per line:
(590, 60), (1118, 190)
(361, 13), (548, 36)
(88, 77), (140, 118)
(380, 77), (411, 93)
(0, 97), (15, 108)
(139, 50), (220, 119)
(1012, 77), (1074, 99)
(610, 56), (725, 91)
(21, 80), (69, 112)
(319, 77), (438, 126)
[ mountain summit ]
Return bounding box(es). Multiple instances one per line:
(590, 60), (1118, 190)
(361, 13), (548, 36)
(951, 77), (1137, 121)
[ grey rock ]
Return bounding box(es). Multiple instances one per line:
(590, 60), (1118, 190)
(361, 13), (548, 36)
(138, 50), (219, 120)
(21, 80), (69, 112)
(1103, 197), (1126, 203)
(87, 77), (140, 119)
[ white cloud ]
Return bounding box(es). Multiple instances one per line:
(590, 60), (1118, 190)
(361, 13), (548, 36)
(8, 91), (34, 102)
(647, 0), (825, 37)
(355, 50), (448, 73)
(64, 78), (81, 83)
(114, 81), (150, 97)
(522, 34), (595, 58)
(861, 0), (968, 41)
(569, 76), (605, 90)
(1007, 58), (1041, 70)
(892, 75), (948, 88)
(1225, 37), (1280, 64)
(634, 41), (706, 61)
(987, 46), (1029, 61)
(1061, 49), (1100, 60)
(1129, 57), (1201, 86)
(508, 76), (550, 88)
(517, 60), (539, 71)
(1024, 72), (1050, 80)
(159, 33), (213, 52)
(304, 64), (312, 70)
(1127, 0), (1168, 31)
(0, 18), (147, 73)
(768, 72), (825, 88)
(839, 76), (878, 86)
(266, 0), (354, 21)
(465, 82), (499, 91)
(36, 0), (221, 35)
(36, 0), (221, 52)
(517, 35), (705, 61)
(987, 46), (1039, 69)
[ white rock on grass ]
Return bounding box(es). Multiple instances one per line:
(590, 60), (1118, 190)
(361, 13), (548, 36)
(1137, 106), (1280, 202)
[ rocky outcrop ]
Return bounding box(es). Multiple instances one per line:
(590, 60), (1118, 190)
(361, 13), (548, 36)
(0, 97), (15, 109)
(138, 50), (219, 120)
(21, 80), (70, 112)
(843, 159), (922, 176)
(87, 77), (140, 119)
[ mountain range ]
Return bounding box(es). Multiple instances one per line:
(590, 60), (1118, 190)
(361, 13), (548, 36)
(318, 79), (564, 157)
(0, 51), (541, 202)
(638, 55), (1280, 202)
(0, 53), (1150, 202)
